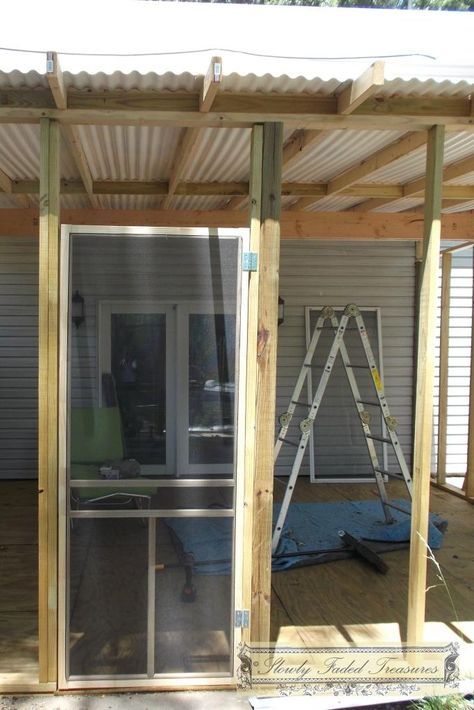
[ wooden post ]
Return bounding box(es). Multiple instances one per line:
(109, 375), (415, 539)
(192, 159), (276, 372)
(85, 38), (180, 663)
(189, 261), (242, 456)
(38, 118), (60, 682)
(465, 249), (474, 499)
(246, 123), (283, 644)
(437, 251), (452, 485)
(407, 125), (445, 644)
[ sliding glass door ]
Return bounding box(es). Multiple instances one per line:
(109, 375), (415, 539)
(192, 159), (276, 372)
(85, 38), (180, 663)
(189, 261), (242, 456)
(59, 228), (247, 688)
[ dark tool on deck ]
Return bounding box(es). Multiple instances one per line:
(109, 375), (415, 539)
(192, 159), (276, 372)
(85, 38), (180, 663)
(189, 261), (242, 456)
(338, 529), (389, 574)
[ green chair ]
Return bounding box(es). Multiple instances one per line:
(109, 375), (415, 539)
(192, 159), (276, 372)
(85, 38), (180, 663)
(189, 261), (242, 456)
(70, 407), (151, 510)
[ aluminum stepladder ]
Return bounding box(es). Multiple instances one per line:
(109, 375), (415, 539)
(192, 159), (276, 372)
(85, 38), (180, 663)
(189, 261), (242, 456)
(272, 303), (413, 554)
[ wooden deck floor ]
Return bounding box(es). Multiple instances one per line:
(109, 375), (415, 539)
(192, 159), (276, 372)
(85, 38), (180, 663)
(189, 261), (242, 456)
(0, 479), (472, 681)
(271, 478), (474, 677)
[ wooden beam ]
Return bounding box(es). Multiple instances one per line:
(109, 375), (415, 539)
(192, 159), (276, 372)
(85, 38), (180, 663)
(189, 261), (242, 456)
(0, 91), (473, 130)
(329, 132), (426, 195)
(162, 128), (201, 208)
(441, 241), (474, 254)
(282, 128), (327, 169)
(9, 178), (474, 201)
(200, 57), (222, 113)
(62, 125), (100, 209)
(46, 52), (67, 110)
(38, 117), (60, 683)
(337, 61), (385, 115)
(357, 153), (474, 212)
(291, 131), (426, 211)
(228, 128), (328, 211)
(250, 123), (283, 643)
(407, 124), (445, 644)
(1, 208), (474, 241)
(437, 251), (452, 485)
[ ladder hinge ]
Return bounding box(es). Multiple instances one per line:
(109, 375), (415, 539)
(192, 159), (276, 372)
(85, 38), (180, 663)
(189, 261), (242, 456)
(242, 252), (258, 272)
(235, 609), (250, 628)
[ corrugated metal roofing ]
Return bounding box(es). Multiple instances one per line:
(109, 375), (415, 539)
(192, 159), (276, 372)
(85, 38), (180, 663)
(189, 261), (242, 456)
(443, 200), (474, 213)
(360, 132), (474, 186)
(0, 2), (473, 215)
(306, 195), (363, 212)
(375, 197), (424, 212)
(185, 128), (251, 183)
(283, 130), (406, 183)
(76, 125), (182, 182)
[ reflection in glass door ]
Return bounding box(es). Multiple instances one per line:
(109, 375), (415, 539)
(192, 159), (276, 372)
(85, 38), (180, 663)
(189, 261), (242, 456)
(60, 229), (246, 688)
(178, 306), (236, 476)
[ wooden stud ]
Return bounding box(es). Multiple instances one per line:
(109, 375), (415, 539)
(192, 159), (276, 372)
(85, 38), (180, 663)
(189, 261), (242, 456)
(250, 123), (283, 643)
(337, 61), (385, 115)
(437, 251), (452, 485)
(200, 57), (222, 113)
(241, 124), (263, 645)
(407, 124), (445, 644)
(38, 117), (60, 683)
(465, 248), (474, 499)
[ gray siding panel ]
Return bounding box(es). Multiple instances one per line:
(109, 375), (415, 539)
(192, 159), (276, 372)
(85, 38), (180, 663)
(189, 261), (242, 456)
(0, 237), (38, 480)
(275, 241), (415, 478)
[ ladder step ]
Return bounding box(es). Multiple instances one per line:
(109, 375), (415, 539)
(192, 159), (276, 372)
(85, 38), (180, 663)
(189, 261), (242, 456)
(357, 400), (381, 407)
(366, 434), (392, 444)
(316, 327), (360, 331)
(346, 364), (371, 370)
(277, 436), (299, 448)
(374, 469), (404, 481)
(291, 400), (311, 407)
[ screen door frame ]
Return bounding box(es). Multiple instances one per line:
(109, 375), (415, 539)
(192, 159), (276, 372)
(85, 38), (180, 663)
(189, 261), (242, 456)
(58, 225), (250, 691)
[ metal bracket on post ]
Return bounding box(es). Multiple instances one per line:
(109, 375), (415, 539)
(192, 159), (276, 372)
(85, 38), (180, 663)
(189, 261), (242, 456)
(242, 252), (258, 272)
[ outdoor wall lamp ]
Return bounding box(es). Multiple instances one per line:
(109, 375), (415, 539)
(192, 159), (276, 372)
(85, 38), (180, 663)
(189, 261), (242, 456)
(278, 295), (285, 327)
(71, 290), (85, 329)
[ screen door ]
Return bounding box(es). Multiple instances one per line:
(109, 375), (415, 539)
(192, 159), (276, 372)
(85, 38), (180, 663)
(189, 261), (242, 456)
(59, 227), (248, 689)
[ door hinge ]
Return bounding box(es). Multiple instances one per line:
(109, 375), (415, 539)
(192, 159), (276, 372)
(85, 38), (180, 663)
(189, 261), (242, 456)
(235, 609), (250, 628)
(242, 252), (258, 272)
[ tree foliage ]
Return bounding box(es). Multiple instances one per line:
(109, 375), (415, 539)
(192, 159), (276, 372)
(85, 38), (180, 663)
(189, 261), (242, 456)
(153, 0), (474, 9)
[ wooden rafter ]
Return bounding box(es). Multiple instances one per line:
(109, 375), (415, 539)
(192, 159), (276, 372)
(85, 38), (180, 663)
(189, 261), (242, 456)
(46, 52), (99, 209)
(337, 61), (385, 115)
(200, 56), (222, 112)
(162, 127), (201, 208)
(0, 165), (30, 207)
(1, 208), (473, 240)
(291, 130), (427, 211)
(227, 128), (328, 211)
(0, 90), (473, 130)
(164, 57), (224, 208)
(46, 51), (67, 110)
(354, 152), (474, 212)
(62, 125), (100, 208)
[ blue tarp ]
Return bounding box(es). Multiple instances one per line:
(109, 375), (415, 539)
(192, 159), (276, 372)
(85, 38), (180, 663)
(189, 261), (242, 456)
(165, 499), (447, 574)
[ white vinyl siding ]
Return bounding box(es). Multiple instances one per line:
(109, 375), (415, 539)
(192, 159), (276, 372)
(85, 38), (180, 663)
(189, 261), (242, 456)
(275, 240), (415, 478)
(0, 237), (38, 480)
(434, 248), (472, 478)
